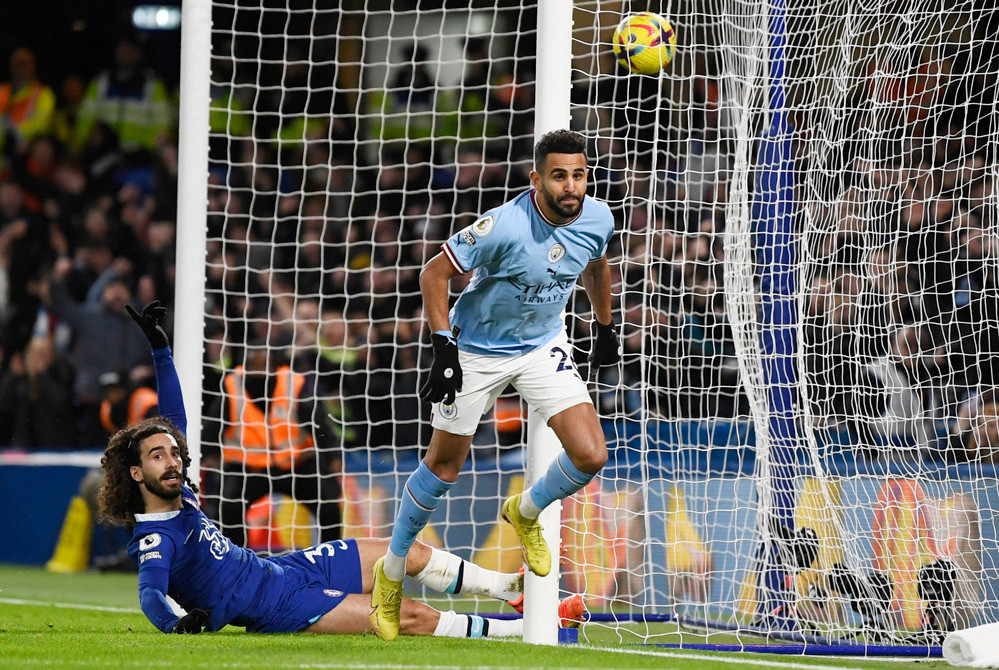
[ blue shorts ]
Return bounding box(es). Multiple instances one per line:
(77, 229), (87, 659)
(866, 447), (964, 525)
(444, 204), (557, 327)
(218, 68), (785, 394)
(246, 539), (363, 633)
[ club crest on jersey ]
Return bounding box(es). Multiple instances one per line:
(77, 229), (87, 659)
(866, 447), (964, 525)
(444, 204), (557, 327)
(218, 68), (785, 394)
(324, 589), (344, 598)
(439, 402), (458, 420)
(139, 533), (162, 551)
(471, 215), (494, 237)
(548, 243), (566, 263)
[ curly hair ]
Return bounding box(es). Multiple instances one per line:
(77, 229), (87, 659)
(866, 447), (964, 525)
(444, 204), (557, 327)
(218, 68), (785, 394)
(534, 129), (587, 171)
(98, 417), (198, 527)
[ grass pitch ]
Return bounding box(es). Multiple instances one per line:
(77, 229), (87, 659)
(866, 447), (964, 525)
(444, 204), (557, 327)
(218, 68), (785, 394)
(0, 564), (951, 669)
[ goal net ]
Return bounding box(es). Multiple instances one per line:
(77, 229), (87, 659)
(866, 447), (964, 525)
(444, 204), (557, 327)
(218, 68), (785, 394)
(190, 0), (999, 651)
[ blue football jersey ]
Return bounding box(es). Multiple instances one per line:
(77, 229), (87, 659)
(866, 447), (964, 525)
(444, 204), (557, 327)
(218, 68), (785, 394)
(441, 188), (614, 356)
(129, 488), (287, 633)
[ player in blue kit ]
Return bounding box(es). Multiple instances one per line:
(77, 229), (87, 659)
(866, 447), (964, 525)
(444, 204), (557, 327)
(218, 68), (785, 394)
(371, 129), (620, 640)
(98, 301), (584, 637)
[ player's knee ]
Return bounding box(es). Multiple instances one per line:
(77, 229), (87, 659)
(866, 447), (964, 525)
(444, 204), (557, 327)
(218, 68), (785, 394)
(573, 441), (607, 474)
(424, 457), (463, 483)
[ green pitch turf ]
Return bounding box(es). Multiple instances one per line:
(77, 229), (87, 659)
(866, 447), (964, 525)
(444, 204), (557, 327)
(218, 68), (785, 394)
(0, 564), (951, 669)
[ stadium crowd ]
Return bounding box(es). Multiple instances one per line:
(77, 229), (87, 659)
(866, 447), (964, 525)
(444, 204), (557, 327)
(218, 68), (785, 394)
(0, 27), (997, 480)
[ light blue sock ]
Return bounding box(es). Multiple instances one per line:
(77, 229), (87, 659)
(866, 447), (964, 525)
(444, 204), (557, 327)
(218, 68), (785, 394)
(385, 461), (453, 580)
(527, 451), (595, 516)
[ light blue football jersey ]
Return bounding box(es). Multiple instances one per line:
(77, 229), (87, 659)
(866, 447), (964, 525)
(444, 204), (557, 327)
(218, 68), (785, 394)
(441, 188), (614, 356)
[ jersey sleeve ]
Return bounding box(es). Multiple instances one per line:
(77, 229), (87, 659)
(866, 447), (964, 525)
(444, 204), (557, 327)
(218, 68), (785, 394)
(591, 202), (615, 262)
(135, 531), (180, 633)
(441, 213), (505, 274)
(152, 347), (186, 435)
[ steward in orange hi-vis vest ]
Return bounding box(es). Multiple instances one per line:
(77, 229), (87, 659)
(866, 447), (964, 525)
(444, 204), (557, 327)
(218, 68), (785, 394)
(221, 365), (316, 470)
(100, 386), (158, 433)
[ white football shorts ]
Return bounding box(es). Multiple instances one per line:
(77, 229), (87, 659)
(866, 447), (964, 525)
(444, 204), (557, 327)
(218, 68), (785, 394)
(430, 330), (593, 436)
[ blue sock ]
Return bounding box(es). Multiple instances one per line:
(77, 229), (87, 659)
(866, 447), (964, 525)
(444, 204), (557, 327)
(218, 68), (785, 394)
(386, 462), (453, 579)
(528, 451), (595, 514)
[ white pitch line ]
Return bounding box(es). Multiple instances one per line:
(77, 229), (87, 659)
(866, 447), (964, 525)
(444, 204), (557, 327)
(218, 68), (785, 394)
(0, 597), (141, 614)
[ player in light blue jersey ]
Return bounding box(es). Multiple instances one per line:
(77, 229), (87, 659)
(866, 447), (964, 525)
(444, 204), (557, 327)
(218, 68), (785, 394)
(371, 130), (620, 640)
(99, 302), (584, 637)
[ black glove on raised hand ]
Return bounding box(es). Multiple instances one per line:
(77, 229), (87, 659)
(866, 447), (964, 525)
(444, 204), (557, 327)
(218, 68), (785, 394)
(419, 331), (462, 404)
(172, 608), (209, 634)
(589, 320), (621, 368)
(125, 300), (170, 350)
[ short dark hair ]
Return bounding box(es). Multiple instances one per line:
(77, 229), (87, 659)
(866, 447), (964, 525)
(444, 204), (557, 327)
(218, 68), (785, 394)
(534, 129), (587, 171)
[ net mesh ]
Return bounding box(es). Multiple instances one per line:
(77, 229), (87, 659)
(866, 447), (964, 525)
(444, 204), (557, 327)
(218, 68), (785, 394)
(198, 0), (999, 648)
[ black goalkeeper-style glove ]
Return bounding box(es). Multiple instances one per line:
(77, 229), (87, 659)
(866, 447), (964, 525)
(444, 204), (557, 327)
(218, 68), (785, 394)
(419, 330), (462, 404)
(126, 300), (170, 350)
(172, 608), (209, 634)
(589, 320), (621, 368)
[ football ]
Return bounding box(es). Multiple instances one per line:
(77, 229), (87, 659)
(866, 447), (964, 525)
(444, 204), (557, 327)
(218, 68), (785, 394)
(612, 12), (677, 75)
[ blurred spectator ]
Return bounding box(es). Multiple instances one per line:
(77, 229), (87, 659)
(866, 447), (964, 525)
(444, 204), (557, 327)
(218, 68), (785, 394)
(314, 309), (368, 449)
(962, 393), (999, 462)
(666, 236), (744, 419)
(41, 258), (151, 445)
(445, 35), (535, 161)
(97, 367), (158, 435)
(856, 245), (922, 361)
(364, 311), (424, 452)
(949, 209), (999, 391)
(74, 36), (174, 166)
(207, 43), (252, 163)
(803, 271), (860, 433)
(449, 144), (511, 230)
(0, 47), (56, 150)
(51, 75), (87, 150)
(0, 179), (54, 360)
(0, 335), (76, 447)
(6, 136), (61, 215)
(368, 41), (438, 159)
(859, 325), (935, 458)
(207, 341), (342, 548)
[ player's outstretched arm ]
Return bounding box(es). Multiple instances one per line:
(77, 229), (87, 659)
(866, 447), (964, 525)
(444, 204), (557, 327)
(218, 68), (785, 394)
(126, 300), (187, 433)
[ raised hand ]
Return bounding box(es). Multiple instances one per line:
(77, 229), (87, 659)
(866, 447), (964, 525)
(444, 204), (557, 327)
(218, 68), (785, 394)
(125, 300), (170, 350)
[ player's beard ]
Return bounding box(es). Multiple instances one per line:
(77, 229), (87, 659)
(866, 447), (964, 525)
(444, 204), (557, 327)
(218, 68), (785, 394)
(542, 188), (582, 221)
(144, 470), (183, 501)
